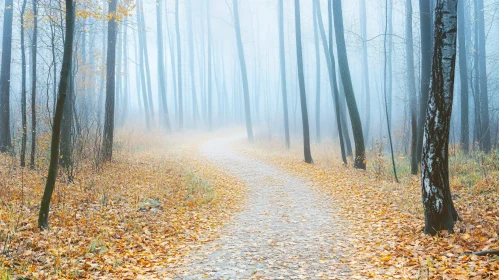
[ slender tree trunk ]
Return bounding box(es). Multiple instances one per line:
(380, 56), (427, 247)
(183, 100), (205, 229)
(30, 0), (38, 169)
(473, 0), (481, 149)
(294, 0), (312, 163)
(186, 0), (200, 125)
(156, 0), (170, 130)
(166, 8), (178, 123)
(20, 0), (28, 164)
(137, 1), (155, 123)
(421, 0), (459, 236)
(313, 4), (321, 143)
(101, 0), (118, 162)
(417, 0), (432, 165)
(133, 27), (143, 115)
(387, 0), (393, 126)
(333, 0), (365, 169)
(60, 65), (73, 168)
(175, 0), (183, 130)
(476, 0), (490, 153)
(406, 0), (418, 174)
(232, 0), (254, 141)
(314, 0), (347, 164)
(38, 0), (75, 230)
(278, 0), (290, 149)
(457, 0), (469, 153)
(0, 0), (14, 153)
(135, 16), (150, 130)
(360, 0), (370, 146)
(207, 2), (213, 130)
(384, 0), (398, 182)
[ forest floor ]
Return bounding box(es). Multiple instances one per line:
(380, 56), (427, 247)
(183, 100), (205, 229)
(235, 135), (499, 279)
(1, 130), (499, 279)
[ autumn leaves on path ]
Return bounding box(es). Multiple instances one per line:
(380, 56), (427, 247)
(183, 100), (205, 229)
(173, 137), (352, 279)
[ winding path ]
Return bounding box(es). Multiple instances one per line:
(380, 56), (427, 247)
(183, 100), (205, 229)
(173, 137), (351, 279)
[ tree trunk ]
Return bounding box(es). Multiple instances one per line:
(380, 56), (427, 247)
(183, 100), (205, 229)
(156, 0), (170, 130)
(166, 7), (178, 123)
(476, 0), (490, 153)
(313, 2), (321, 143)
(386, 0), (393, 127)
(135, 15), (150, 130)
(406, 0), (418, 174)
(60, 65), (73, 168)
(175, 0), (183, 130)
(294, 0), (313, 163)
(207, 2), (213, 130)
(333, 0), (366, 169)
(20, 0), (28, 165)
(314, 0), (347, 164)
(278, 0), (290, 149)
(457, 0), (469, 154)
(232, 0), (254, 141)
(417, 0), (432, 165)
(38, 0), (75, 230)
(472, 0), (481, 149)
(186, 0), (200, 125)
(137, 0), (155, 123)
(0, 0), (14, 153)
(360, 0), (370, 146)
(30, 0), (38, 169)
(101, 0), (118, 162)
(421, 0), (459, 236)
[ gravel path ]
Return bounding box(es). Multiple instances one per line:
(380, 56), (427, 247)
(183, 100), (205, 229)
(172, 137), (351, 279)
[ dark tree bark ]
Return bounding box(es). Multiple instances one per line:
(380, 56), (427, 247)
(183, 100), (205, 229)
(38, 0), (75, 230)
(421, 0), (459, 236)
(406, 0), (418, 174)
(60, 66), (74, 168)
(294, 0), (312, 164)
(457, 0), (469, 153)
(156, 0), (170, 130)
(472, 0), (481, 149)
(333, 0), (366, 169)
(360, 0), (370, 145)
(20, 0), (28, 165)
(232, 0), (254, 141)
(476, 0), (490, 153)
(30, 0), (38, 169)
(175, 0), (183, 130)
(101, 0), (119, 162)
(0, 0), (14, 153)
(314, 0), (347, 164)
(313, 2), (321, 143)
(417, 0), (432, 165)
(278, 0), (290, 149)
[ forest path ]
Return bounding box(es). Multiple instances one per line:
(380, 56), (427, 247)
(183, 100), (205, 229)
(172, 136), (350, 279)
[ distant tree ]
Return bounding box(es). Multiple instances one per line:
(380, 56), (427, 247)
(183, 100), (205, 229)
(137, 0), (155, 123)
(417, 0), (432, 165)
(333, 0), (366, 169)
(38, 0), (75, 230)
(175, 0), (183, 130)
(156, 0), (170, 130)
(476, 0), (490, 153)
(20, 0), (28, 165)
(232, 0), (254, 141)
(294, 0), (312, 163)
(457, 0), (469, 153)
(101, 0), (119, 162)
(421, 0), (460, 236)
(0, 0), (14, 153)
(314, 0), (347, 164)
(277, 0), (290, 149)
(313, 2), (321, 143)
(207, 2), (213, 130)
(386, 0), (393, 126)
(30, 0), (38, 169)
(384, 0), (398, 182)
(165, 6), (178, 122)
(186, 0), (200, 124)
(359, 0), (370, 145)
(405, 0), (418, 175)
(135, 8), (151, 130)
